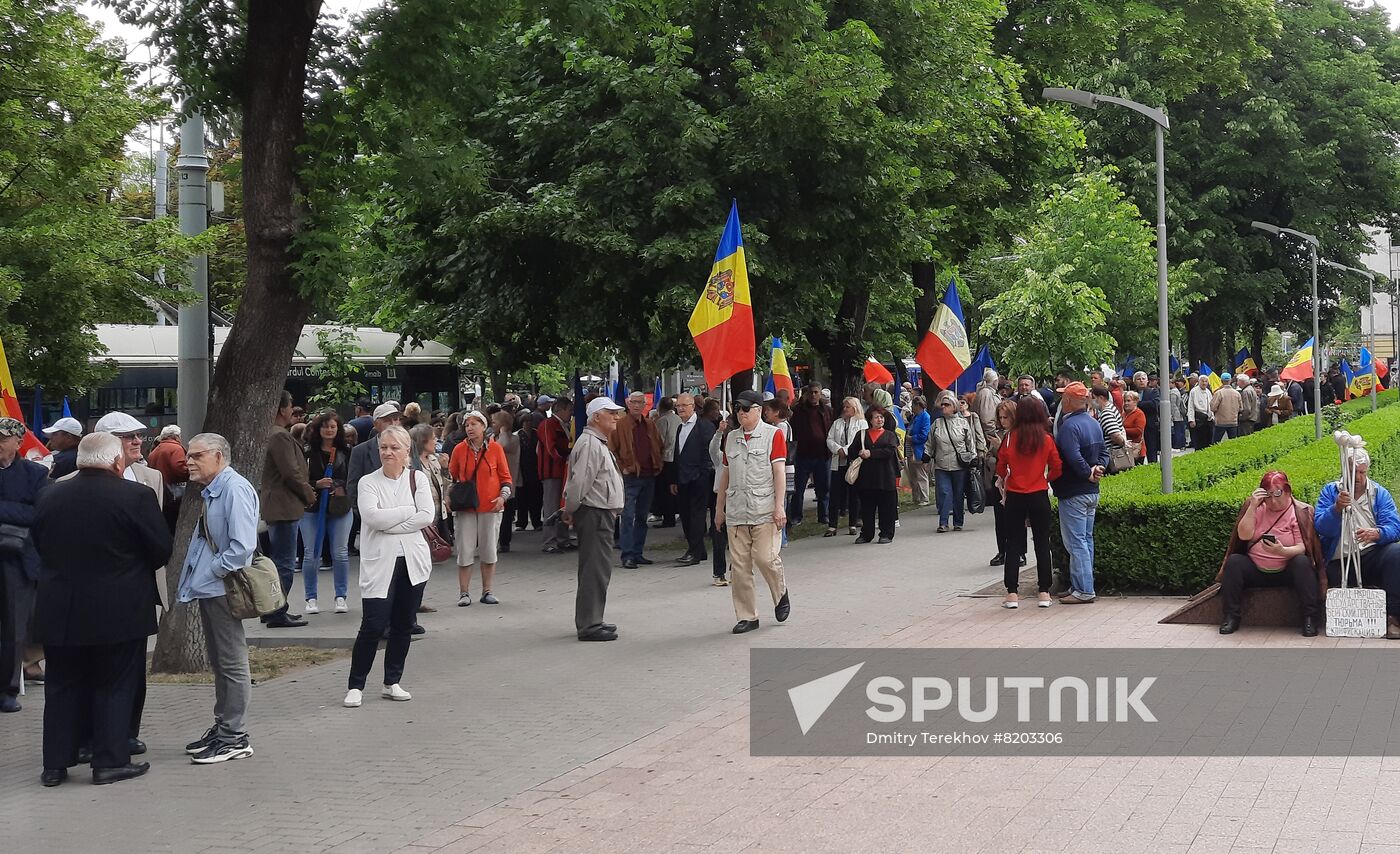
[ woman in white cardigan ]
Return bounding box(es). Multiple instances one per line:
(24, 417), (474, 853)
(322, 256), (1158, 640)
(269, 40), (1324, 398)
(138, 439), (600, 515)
(345, 426), (434, 708)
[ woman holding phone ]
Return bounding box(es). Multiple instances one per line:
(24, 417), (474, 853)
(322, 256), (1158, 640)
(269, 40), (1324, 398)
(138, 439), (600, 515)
(1214, 470), (1326, 637)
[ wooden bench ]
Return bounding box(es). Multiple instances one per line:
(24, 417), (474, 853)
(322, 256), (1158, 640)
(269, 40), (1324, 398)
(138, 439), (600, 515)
(1159, 582), (1308, 627)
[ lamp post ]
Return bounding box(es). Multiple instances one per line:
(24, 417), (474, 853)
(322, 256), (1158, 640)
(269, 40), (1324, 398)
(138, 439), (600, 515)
(1042, 87), (1173, 492)
(1322, 259), (1384, 411)
(1252, 221), (1322, 438)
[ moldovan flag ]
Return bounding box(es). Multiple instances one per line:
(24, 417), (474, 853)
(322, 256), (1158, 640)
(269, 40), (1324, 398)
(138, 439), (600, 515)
(0, 334), (49, 460)
(915, 278), (972, 388)
(1350, 348), (1379, 397)
(1280, 337), (1315, 382)
(1234, 347), (1259, 377)
(1199, 362), (1223, 392)
(765, 337), (795, 398)
(688, 201), (755, 388)
(863, 358), (894, 385)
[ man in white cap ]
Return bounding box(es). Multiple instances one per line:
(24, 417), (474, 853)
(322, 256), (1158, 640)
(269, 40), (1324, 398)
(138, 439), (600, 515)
(348, 401), (402, 508)
(564, 397), (625, 641)
(87, 412), (165, 507)
(42, 417), (83, 480)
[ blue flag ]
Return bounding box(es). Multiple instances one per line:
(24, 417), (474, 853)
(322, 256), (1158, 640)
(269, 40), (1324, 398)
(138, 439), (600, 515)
(1169, 355), (1181, 375)
(30, 386), (44, 437)
(654, 376), (663, 407)
(612, 378), (629, 406)
(61, 396), (71, 418)
(953, 344), (997, 396)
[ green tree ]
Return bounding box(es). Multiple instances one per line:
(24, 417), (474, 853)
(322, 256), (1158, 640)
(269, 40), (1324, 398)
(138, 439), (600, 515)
(0, 0), (211, 390)
(979, 265), (1117, 376)
(307, 327), (366, 409)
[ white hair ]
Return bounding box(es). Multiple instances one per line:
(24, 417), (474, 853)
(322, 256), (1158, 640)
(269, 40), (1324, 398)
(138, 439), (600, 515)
(189, 432), (231, 460)
(76, 432), (123, 469)
(983, 368), (999, 384)
(159, 424), (182, 440)
(1353, 449), (1372, 468)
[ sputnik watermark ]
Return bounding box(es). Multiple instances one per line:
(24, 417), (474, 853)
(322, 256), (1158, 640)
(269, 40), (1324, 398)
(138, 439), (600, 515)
(751, 649), (1400, 756)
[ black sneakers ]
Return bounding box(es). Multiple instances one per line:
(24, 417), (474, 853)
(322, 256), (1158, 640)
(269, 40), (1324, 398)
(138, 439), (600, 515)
(185, 725), (218, 755)
(190, 736), (254, 765)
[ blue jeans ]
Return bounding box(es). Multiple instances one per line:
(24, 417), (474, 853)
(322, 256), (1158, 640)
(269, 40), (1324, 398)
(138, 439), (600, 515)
(1171, 421), (1185, 450)
(620, 475), (656, 561)
(934, 468), (966, 527)
(1058, 492), (1100, 599)
(298, 510), (351, 600)
(789, 457), (831, 524)
(265, 519), (300, 616)
(1213, 424), (1238, 443)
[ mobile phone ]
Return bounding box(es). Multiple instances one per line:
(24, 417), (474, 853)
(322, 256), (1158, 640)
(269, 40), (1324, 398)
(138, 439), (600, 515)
(1261, 534), (1278, 544)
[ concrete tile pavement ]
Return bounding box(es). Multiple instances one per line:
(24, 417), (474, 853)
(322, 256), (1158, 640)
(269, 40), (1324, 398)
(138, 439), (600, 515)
(0, 508), (1005, 852)
(4, 503), (1394, 853)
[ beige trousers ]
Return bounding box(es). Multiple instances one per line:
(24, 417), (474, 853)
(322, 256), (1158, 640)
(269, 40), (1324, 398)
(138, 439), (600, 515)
(906, 456), (930, 504)
(727, 522), (786, 621)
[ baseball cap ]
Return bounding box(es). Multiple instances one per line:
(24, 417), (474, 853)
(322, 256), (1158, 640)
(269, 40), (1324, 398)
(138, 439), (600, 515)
(586, 398), (624, 419)
(373, 402), (401, 420)
(734, 390), (764, 410)
(538, 395), (555, 405)
(1062, 382), (1090, 399)
(94, 411), (146, 434)
(0, 418), (25, 438)
(42, 417), (83, 438)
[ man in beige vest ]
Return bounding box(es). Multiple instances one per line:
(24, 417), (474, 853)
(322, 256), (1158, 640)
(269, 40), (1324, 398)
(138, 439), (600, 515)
(714, 390), (791, 634)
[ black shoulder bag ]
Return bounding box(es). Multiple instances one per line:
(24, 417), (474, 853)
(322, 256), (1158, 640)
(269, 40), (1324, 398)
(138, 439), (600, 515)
(449, 441), (488, 511)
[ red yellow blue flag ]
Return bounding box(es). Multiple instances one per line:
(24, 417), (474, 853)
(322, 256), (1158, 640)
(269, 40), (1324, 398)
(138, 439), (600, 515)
(688, 202), (755, 388)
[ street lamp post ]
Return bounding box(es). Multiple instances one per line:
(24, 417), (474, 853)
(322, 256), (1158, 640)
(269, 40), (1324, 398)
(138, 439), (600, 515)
(1322, 259), (1384, 411)
(1042, 88), (1173, 493)
(1252, 221), (1322, 438)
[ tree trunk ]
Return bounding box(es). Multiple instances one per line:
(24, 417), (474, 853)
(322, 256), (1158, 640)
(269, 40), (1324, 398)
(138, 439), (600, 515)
(152, 0), (322, 674)
(1185, 305), (1216, 373)
(1251, 322), (1266, 374)
(912, 261), (938, 398)
(489, 367), (507, 402)
(808, 284), (871, 398)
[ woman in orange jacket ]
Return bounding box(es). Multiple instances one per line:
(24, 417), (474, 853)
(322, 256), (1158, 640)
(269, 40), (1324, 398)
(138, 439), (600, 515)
(448, 411), (513, 607)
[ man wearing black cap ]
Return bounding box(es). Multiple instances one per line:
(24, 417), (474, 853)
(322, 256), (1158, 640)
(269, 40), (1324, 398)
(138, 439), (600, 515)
(713, 390), (791, 634)
(347, 398), (375, 442)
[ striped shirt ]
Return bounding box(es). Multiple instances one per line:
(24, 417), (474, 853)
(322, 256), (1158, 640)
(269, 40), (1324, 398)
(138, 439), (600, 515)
(1097, 403), (1126, 444)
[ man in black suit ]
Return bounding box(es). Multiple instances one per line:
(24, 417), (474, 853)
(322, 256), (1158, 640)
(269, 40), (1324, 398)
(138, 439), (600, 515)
(667, 393), (717, 568)
(31, 432), (173, 787)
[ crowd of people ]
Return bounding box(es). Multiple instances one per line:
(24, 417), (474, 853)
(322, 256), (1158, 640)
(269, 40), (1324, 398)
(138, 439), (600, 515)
(1, 358), (1391, 788)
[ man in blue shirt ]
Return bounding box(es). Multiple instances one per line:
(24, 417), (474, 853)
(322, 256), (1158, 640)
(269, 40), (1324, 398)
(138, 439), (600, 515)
(176, 432), (260, 765)
(1314, 449), (1400, 638)
(1052, 383), (1108, 604)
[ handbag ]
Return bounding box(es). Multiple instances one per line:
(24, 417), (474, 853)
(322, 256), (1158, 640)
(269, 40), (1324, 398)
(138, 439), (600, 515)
(0, 522), (27, 556)
(411, 470), (455, 563)
(943, 419), (977, 466)
(1107, 440), (1137, 474)
(965, 461), (986, 514)
(449, 440), (488, 511)
(200, 509), (285, 620)
(844, 431), (865, 485)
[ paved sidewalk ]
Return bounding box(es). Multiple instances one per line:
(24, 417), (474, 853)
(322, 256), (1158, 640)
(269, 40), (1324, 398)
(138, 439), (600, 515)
(6, 505), (1391, 854)
(0, 508), (1007, 852)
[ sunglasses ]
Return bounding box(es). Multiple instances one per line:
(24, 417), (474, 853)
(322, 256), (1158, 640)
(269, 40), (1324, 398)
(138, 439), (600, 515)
(735, 403), (758, 412)
(1265, 488), (1285, 497)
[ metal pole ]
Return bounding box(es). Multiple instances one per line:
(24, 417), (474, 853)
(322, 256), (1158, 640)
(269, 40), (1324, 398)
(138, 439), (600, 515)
(154, 150), (168, 325)
(1311, 244), (1322, 439)
(1154, 124), (1172, 493)
(176, 113), (210, 437)
(1371, 273), (1378, 411)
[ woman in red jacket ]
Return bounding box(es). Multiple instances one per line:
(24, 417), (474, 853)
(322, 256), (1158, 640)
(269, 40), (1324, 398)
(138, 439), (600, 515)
(994, 396), (1063, 609)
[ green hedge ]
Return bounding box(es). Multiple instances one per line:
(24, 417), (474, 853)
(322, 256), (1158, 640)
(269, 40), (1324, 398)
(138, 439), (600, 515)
(1054, 389), (1400, 594)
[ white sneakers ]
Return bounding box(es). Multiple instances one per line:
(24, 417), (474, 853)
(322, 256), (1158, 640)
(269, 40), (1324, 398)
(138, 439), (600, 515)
(334, 597), (348, 614)
(345, 685), (412, 707)
(305, 599), (319, 615)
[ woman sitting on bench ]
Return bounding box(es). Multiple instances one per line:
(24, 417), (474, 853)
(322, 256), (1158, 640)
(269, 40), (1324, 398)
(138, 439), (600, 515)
(1216, 470), (1326, 637)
